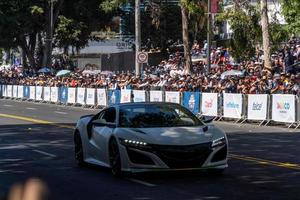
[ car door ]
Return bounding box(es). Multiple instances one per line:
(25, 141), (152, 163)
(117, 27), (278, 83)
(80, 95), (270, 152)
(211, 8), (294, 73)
(89, 107), (116, 164)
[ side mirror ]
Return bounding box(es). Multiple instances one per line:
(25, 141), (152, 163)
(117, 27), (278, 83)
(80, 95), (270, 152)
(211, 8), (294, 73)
(203, 116), (214, 124)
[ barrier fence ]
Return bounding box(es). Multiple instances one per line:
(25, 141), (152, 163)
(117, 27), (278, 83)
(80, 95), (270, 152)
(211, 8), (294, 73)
(0, 84), (299, 128)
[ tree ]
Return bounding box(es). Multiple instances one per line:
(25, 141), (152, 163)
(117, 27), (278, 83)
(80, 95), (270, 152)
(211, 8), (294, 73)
(179, 0), (206, 74)
(280, 0), (300, 36)
(260, 0), (272, 71)
(217, 4), (262, 60)
(0, 0), (116, 69)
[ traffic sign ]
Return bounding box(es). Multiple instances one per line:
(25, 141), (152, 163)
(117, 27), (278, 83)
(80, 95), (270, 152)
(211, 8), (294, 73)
(137, 52), (148, 64)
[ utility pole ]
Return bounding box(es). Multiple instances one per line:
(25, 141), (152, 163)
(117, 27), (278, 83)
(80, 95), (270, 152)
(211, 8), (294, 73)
(135, 0), (141, 76)
(43, 0), (54, 68)
(207, 0), (212, 74)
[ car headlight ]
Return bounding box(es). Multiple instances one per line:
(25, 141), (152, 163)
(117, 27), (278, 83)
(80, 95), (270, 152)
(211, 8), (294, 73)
(211, 137), (226, 148)
(119, 138), (149, 149)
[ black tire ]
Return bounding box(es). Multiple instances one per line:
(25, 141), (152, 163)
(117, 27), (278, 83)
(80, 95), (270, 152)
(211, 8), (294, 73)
(109, 138), (123, 177)
(74, 132), (85, 166)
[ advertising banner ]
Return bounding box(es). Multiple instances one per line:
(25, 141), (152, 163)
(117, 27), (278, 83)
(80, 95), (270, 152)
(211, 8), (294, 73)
(133, 90), (146, 102)
(183, 92), (200, 114)
(201, 93), (218, 117)
(86, 88), (96, 105)
(50, 87), (59, 103)
(150, 90), (163, 102)
(36, 86), (43, 101)
(43, 87), (51, 101)
(59, 87), (68, 104)
(7, 85), (13, 98)
(76, 87), (86, 105)
(165, 91), (181, 104)
(223, 93), (243, 119)
(23, 86), (30, 99)
(68, 88), (76, 104)
(247, 94), (268, 121)
(17, 85), (24, 99)
(97, 89), (107, 106)
(13, 85), (18, 98)
(29, 86), (35, 100)
(108, 90), (121, 106)
(272, 94), (296, 123)
(121, 90), (132, 103)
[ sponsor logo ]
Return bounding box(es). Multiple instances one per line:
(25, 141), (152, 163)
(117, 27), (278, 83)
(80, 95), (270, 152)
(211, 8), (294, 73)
(188, 94), (195, 110)
(252, 102), (262, 111)
(204, 99), (213, 108)
(226, 102), (239, 109)
(277, 102), (290, 114)
(111, 92), (116, 104)
(277, 102), (290, 110)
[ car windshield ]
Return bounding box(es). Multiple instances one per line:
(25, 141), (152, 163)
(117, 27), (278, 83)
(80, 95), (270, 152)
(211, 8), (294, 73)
(119, 104), (204, 128)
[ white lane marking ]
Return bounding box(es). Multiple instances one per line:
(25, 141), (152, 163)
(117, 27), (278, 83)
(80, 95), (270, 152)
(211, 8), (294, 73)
(3, 104), (13, 107)
(26, 107), (37, 110)
(127, 178), (156, 187)
(32, 150), (57, 158)
(54, 111), (68, 115)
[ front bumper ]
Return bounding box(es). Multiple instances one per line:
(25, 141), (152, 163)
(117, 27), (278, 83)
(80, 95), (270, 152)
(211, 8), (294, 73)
(119, 142), (228, 172)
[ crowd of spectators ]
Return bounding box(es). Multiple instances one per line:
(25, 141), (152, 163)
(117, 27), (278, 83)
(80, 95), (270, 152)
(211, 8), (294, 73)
(1, 37), (300, 95)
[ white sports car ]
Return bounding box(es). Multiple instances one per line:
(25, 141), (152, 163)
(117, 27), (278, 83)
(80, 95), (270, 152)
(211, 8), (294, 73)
(74, 102), (228, 176)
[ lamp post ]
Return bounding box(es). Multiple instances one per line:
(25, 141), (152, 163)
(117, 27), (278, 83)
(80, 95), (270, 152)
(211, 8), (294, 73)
(207, 0), (212, 74)
(135, 0), (141, 76)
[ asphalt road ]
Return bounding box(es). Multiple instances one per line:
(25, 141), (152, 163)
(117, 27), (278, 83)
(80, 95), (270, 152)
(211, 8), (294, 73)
(1, 99), (300, 200)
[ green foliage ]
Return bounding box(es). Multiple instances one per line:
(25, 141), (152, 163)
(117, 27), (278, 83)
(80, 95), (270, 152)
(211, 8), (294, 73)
(217, 5), (262, 60)
(280, 0), (300, 35)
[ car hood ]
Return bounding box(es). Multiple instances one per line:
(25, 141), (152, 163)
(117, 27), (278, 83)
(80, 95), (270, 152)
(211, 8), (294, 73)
(117, 125), (219, 146)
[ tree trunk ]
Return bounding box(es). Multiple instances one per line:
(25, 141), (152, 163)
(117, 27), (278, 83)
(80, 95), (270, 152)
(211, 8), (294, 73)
(261, 0), (272, 71)
(42, 0), (64, 68)
(19, 36), (36, 69)
(181, 4), (191, 74)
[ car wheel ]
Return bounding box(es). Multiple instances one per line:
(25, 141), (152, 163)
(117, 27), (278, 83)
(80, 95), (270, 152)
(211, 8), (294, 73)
(109, 138), (122, 177)
(74, 132), (85, 166)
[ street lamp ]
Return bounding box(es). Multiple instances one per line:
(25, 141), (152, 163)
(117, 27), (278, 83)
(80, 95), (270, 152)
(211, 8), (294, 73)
(135, 0), (141, 76)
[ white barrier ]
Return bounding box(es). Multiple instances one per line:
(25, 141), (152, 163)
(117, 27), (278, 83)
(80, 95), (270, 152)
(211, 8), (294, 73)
(223, 93), (243, 119)
(247, 94), (268, 121)
(50, 87), (59, 103)
(68, 88), (76, 104)
(272, 94), (296, 123)
(86, 88), (96, 106)
(36, 86), (43, 101)
(3, 85), (7, 97)
(77, 87), (86, 105)
(201, 93), (218, 117)
(13, 85), (18, 98)
(43, 87), (51, 101)
(2, 84), (300, 128)
(150, 90), (163, 102)
(17, 85), (23, 99)
(165, 91), (181, 104)
(97, 89), (107, 106)
(121, 90), (132, 103)
(7, 85), (11, 97)
(29, 86), (36, 100)
(133, 90), (146, 102)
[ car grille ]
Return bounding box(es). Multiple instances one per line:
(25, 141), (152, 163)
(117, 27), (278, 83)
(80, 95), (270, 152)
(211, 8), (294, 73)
(149, 143), (212, 169)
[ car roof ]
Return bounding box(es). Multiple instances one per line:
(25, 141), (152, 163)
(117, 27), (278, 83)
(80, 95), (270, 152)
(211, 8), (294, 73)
(114, 102), (181, 108)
